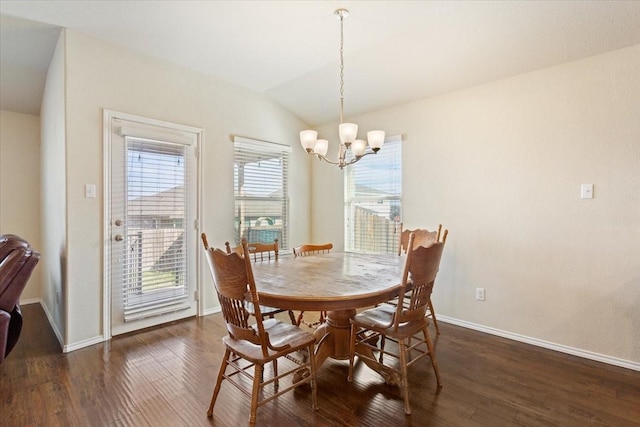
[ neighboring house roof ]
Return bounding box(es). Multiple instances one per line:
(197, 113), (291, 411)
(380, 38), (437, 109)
(128, 186), (185, 218)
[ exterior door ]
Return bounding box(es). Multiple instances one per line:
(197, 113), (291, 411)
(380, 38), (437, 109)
(105, 110), (200, 336)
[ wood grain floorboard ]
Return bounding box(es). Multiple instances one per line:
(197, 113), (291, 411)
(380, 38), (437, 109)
(1, 303), (638, 426)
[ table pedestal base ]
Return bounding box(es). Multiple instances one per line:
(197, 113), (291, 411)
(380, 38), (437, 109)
(300, 309), (400, 386)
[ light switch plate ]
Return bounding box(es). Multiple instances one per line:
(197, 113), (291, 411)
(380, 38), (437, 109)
(581, 184), (593, 199)
(85, 184), (96, 198)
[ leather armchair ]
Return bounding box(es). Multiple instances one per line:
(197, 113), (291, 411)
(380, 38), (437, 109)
(0, 234), (40, 363)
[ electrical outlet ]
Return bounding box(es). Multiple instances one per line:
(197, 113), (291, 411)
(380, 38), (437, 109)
(476, 288), (485, 301)
(581, 184), (593, 199)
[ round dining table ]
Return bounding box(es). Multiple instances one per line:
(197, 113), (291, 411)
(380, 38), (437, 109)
(251, 251), (405, 383)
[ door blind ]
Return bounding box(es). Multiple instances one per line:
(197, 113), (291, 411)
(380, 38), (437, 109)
(345, 136), (402, 254)
(121, 137), (190, 321)
(233, 136), (291, 250)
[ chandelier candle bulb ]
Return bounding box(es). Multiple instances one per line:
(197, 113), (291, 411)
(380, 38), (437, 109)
(300, 130), (318, 152)
(367, 130), (385, 152)
(352, 140), (367, 157)
(314, 139), (329, 157)
(339, 123), (358, 144)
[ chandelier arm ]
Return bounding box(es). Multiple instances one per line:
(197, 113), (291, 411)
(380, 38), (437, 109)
(308, 146), (378, 167)
(313, 153), (341, 166)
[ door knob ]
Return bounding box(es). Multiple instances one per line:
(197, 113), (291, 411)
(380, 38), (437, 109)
(114, 235), (124, 241)
(114, 219), (123, 226)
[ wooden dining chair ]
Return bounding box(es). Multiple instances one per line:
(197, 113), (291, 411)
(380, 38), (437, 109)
(224, 239), (297, 325)
(201, 234), (318, 426)
(292, 243), (333, 328)
(396, 223), (447, 334)
(348, 233), (444, 415)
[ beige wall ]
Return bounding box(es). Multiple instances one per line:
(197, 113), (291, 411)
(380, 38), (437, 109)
(0, 110), (42, 301)
(61, 30), (311, 347)
(312, 45), (640, 365)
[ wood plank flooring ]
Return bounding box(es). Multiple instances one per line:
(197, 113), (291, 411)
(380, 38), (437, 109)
(1, 303), (639, 426)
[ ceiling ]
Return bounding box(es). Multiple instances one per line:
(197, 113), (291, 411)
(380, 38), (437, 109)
(1, 1), (640, 126)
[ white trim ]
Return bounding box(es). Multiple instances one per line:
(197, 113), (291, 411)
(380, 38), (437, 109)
(102, 109), (203, 338)
(103, 110), (112, 342)
(437, 315), (640, 372)
(233, 135), (293, 152)
(201, 306), (222, 317)
(19, 297), (41, 305)
(63, 335), (106, 353)
(385, 134), (402, 143)
(196, 130), (205, 317)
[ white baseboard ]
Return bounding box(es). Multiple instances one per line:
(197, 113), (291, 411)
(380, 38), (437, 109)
(63, 335), (106, 353)
(21, 299), (639, 371)
(201, 306), (221, 317)
(437, 315), (640, 372)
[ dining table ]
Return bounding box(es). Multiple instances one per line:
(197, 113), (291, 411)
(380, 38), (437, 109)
(251, 251), (406, 385)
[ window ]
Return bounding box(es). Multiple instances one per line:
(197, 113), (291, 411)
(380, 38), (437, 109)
(345, 136), (402, 254)
(233, 136), (291, 250)
(123, 138), (190, 319)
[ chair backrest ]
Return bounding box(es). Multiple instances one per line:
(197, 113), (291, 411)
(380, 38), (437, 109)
(394, 233), (444, 329)
(398, 223), (442, 255)
(225, 239), (278, 262)
(0, 235), (40, 312)
(292, 243), (333, 257)
(202, 234), (273, 356)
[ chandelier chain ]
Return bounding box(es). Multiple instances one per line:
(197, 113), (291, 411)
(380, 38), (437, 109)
(339, 12), (345, 124)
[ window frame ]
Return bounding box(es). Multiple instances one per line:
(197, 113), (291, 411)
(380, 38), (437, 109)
(232, 136), (291, 250)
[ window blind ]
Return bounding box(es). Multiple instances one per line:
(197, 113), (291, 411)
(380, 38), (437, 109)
(233, 136), (291, 250)
(120, 137), (191, 321)
(345, 136), (402, 254)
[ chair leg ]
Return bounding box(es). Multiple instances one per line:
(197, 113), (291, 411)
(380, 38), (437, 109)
(296, 311), (305, 326)
(308, 342), (319, 410)
(398, 338), (412, 415)
(249, 364), (264, 427)
(208, 348), (230, 417)
(423, 327), (442, 388)
(288, 310), (297, 325)
(273, 359), (279, 390)
(379, 335), (386, 363)
(347, 323), (357, 382)
(428, 297), (440, 334)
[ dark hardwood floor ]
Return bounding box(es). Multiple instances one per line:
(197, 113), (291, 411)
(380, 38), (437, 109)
(1, 303), (639, 426)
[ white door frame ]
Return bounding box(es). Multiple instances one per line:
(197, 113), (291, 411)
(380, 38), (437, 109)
(102, 109), (203, 340)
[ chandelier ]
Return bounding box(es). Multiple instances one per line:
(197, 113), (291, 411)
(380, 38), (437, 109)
(299, 9), (385, 169)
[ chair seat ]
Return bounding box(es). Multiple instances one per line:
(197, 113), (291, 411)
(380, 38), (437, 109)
(352, 304), (429, 339)
(224, 318), (316, 364)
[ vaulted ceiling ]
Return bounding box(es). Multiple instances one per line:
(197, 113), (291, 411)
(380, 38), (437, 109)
(2, 1), (640, 125)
